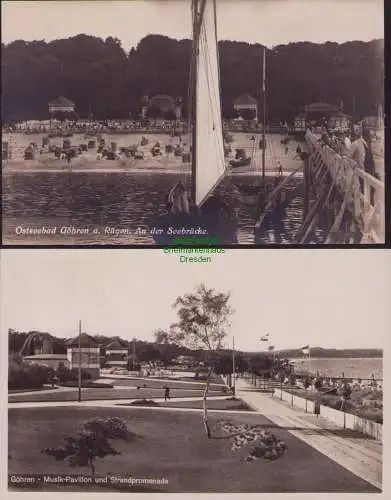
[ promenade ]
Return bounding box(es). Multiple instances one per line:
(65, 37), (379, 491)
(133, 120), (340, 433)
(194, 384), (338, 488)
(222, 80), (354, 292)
(236, 377), (382, 490)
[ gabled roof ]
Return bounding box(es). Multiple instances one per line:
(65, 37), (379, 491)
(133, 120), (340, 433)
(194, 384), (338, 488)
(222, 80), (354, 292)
(106, 340), (128, 350)
(234, 94), (257, 105)
(66, 333), (99, 348)
(331, 111), (349, 117)
(304, 102), (338, 112)
(149, 94), (175, 111)
(49, 96), (75, 107)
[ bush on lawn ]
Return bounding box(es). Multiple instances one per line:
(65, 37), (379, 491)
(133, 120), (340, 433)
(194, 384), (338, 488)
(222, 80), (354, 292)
(42, 417), (132, 479)
(130, 399), (159, 406)
(8, 357), (54, 390)
(84, 417), (134, 441)
(55, 363), (92, 383)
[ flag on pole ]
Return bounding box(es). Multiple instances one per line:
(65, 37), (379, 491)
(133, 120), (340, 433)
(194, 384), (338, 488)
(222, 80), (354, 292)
(262, 46), (266, 92)
(260, 334), (269, 341)
(268, 345), (275, 351)
(301, 345), (310, 355)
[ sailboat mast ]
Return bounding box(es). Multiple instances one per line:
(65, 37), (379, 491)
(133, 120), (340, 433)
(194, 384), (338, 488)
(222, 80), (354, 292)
(262, 46), (266, 184)
(191, 0), (198, 205)
(191, 0), (207, 206)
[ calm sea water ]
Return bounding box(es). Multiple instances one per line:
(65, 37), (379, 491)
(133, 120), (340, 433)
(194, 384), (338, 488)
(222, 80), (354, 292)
(291, 357), (383, 379)
(2, 132), (328, 245)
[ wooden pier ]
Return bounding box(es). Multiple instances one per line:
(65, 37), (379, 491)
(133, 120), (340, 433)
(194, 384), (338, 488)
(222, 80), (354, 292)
(303, 130), (385, 244)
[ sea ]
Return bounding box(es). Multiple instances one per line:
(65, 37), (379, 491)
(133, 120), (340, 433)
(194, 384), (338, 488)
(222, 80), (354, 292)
(3, 132), (328, 245)
(291, 357), (383, 380)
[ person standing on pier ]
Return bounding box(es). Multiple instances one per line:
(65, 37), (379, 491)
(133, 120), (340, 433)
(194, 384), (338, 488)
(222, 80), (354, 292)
(347, 128), (375, 176)
(343, 133), (351, 154)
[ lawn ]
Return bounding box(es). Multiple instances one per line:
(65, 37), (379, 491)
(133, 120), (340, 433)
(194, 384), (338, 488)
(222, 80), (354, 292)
(157, 397), (253, 411)
(8, 406), (378, 492)
(8, 386), (226, 403)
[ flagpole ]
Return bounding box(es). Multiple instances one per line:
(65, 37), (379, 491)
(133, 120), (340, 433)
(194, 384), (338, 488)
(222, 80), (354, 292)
(232, 336), (235, 392)
(308, 347), (311, 377)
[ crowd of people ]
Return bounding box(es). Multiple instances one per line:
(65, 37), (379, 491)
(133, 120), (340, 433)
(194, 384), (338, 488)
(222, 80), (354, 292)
(292, 373), (382, 393)
(318, 126), (381, 178)
(4, 118), (290, 136)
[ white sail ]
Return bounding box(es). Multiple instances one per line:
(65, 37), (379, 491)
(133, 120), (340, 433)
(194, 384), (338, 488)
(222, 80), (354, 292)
(195, 0), (225, 207)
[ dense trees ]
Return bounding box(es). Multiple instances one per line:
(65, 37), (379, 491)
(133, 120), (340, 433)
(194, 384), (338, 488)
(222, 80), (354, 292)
(2, 34), (384, 123)
(8, 354), (54, 390)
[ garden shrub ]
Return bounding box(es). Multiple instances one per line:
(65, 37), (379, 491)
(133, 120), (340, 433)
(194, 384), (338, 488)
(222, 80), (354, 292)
(8, 359), (53, 390)
(130, 399), (159, 406)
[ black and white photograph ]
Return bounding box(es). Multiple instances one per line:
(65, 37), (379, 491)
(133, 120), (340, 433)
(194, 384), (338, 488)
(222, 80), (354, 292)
(2, 250), (386, 493)
(1, 0), (385, 246)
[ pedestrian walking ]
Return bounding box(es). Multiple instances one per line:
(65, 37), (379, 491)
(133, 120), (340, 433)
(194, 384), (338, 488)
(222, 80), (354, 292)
(164, 386), (170, 401)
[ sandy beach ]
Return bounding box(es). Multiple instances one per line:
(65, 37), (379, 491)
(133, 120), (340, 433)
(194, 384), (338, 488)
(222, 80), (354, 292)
(2, 131), (305, 175)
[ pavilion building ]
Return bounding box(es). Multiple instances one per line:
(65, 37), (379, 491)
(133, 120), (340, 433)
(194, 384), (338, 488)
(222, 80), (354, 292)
(48, 96), (76, 114)
(105, 340), (129, 368)
(233, 94), (258, 121)
(66, 333), (100, 378)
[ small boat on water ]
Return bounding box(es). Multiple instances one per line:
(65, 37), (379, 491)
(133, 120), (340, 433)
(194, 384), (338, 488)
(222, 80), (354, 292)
(229, 149), (252, 168)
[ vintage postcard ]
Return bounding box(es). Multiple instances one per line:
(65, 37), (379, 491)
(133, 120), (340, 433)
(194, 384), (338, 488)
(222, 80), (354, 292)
(2, 249), (387, 493)
(1, 0), (386, 246)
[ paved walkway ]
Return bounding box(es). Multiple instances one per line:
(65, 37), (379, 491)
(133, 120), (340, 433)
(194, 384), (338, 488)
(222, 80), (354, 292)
(8, 394), (231, 409)
(236, 378), (382, 490)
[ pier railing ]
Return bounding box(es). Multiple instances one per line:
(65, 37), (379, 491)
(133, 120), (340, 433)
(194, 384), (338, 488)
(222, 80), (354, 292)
(305, 130), (385, 243)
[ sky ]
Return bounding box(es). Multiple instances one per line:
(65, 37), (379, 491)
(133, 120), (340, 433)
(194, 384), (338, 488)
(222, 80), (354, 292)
(1, 0), (384, 49)
(1, 249), (389, 351)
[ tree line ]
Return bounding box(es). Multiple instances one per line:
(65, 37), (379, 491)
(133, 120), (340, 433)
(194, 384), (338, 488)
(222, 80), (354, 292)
(8, 329), (194, 367)
(2, 34), (384, 123)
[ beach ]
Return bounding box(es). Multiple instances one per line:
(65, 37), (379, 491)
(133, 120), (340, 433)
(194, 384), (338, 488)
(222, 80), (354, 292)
(2, 131), (304, 174)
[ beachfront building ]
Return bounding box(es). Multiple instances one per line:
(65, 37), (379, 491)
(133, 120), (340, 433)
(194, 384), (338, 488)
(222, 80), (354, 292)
(234, 94), (258, 121)
(328, 111), (350, 131)
(23, 353), (69, 370)
(144, 94), (182, 120)
(294, 113), (307, 132)
(66, 333), (100, 378)
(304, 102), (339, 127)
(105, 340), (129, 368)
(20, 331), (68, 369)
(48, 96), (76, 114)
